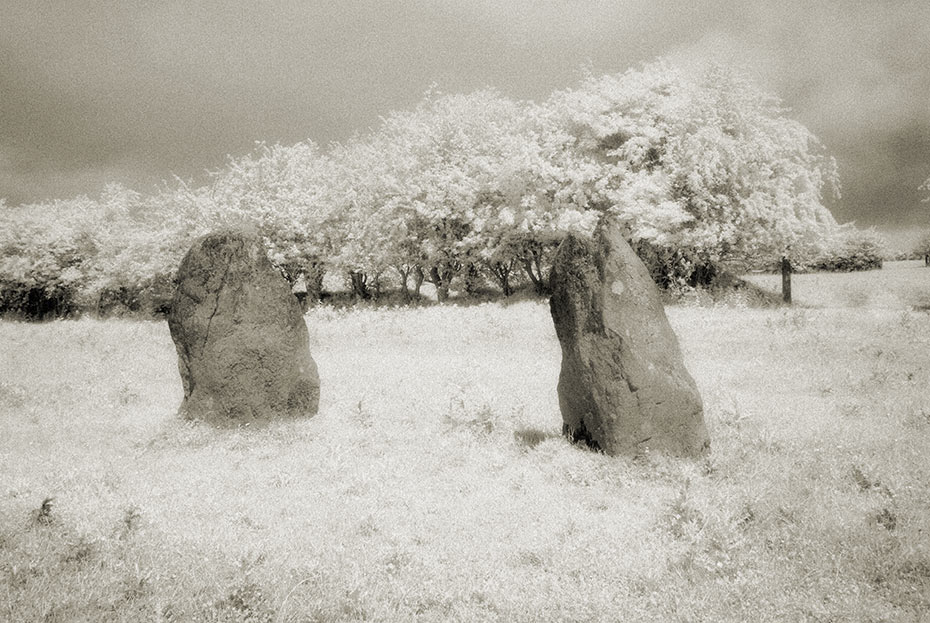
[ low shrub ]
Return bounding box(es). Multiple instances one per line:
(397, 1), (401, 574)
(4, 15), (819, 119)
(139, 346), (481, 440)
(663, 271), (785, 307)
(808, 227), (885, 272)
(92, 273), (175, 317)
(0, 216), (95, 320)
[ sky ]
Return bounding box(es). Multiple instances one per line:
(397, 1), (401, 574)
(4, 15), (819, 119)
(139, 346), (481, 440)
(2, 0), (929, 243)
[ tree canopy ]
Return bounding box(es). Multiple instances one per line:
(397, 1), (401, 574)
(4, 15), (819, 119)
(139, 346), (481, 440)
(2, 59), (856, 315)
(545, 61), (840, 283)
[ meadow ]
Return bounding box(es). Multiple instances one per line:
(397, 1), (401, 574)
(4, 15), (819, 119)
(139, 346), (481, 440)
(1, 261), (929, 622)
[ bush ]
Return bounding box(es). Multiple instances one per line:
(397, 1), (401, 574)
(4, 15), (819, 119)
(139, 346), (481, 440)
(0, 276), (81, 320)
(92, 273), (175, 317)
(661, 271), (785, 308)
(0, 213), (95, 320)
(809, 227), (885, 272)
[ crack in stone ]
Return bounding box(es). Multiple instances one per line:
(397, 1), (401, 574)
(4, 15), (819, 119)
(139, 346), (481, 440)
(200, 250), (233, 358)
(606, 326), (641, 399)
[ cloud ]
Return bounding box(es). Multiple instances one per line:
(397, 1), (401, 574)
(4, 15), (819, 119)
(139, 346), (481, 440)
(661, 1), (930, 228)
(1, 0), (928, 230)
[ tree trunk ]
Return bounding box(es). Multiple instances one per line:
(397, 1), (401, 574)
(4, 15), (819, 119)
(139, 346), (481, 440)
(430, 266), (450, 302)
(395, 265), (411, 299)
(501, 277), (512, 296)
(489, 260), (514, 296)
(522, 255), (548, 295)
(412, 266), (424, 297)
(349, 271), (371, 300)
(463, 263), (481, 296)
(534, 254), (548, 294)
(781, 256), (792, 304)
(305, 263), (325, 304)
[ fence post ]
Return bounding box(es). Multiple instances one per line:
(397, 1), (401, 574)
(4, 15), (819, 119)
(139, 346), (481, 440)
(781, 255), (792, 304)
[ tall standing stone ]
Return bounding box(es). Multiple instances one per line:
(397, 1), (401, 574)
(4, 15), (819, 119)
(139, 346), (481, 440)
(168, 230), (320, 425)
(549, 219), (709, 456)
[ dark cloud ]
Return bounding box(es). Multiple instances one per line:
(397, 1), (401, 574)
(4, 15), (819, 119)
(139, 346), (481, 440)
(2, 0), (928, 240)
(661, 1), (930, 240)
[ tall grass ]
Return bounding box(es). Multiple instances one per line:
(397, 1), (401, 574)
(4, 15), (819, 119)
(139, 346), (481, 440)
(1, 265), (930, 621)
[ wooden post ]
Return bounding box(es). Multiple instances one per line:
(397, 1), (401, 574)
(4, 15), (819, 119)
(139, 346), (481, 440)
(781, 255), (792, 304)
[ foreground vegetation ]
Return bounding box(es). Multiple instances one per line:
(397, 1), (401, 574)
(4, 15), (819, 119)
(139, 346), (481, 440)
(2, 262), (929, 622)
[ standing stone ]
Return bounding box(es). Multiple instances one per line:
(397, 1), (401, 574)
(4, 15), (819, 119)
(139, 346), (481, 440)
(168, 230), (320, 424)
(549, 219), (709, 456)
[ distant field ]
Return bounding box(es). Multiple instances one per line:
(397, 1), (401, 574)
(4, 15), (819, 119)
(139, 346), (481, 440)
(2, 264), (930, 622)
(743, 259), (930, 310)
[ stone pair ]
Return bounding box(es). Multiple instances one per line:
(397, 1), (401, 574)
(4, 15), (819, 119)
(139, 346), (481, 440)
(168, 224), (709, 457)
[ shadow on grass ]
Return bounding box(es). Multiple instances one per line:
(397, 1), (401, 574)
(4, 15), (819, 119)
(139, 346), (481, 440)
(513, 426), (557, 450)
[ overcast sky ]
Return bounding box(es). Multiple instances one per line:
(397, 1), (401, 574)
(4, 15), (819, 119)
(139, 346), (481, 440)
(2, 1), (928, 239)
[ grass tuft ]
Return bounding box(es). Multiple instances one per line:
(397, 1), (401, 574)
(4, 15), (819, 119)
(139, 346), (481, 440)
(32, 497), (55, 527)
(512, 427), (550, 449)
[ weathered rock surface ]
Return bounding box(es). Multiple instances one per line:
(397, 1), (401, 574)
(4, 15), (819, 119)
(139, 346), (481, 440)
(168, 230), (319, 424)
(549, 219), (709, 456)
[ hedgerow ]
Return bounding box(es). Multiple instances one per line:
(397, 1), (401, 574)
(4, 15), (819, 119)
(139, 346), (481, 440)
(808, 227), (885, 272)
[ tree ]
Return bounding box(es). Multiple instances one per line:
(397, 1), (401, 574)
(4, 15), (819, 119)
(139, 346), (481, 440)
(209, 141), (337, 301)
(365, 89), (600, 299)
(545, 61), (840, 286)
(372, 90), (519, 301)
(348, 90), (558, 301)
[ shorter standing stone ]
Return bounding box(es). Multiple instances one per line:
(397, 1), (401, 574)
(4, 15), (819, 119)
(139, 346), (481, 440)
(549, 218), (709, 456)
(168, 230), (320, 424)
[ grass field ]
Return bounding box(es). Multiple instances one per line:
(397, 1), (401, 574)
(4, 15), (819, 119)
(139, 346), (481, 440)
(2, 261), (929, 622)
